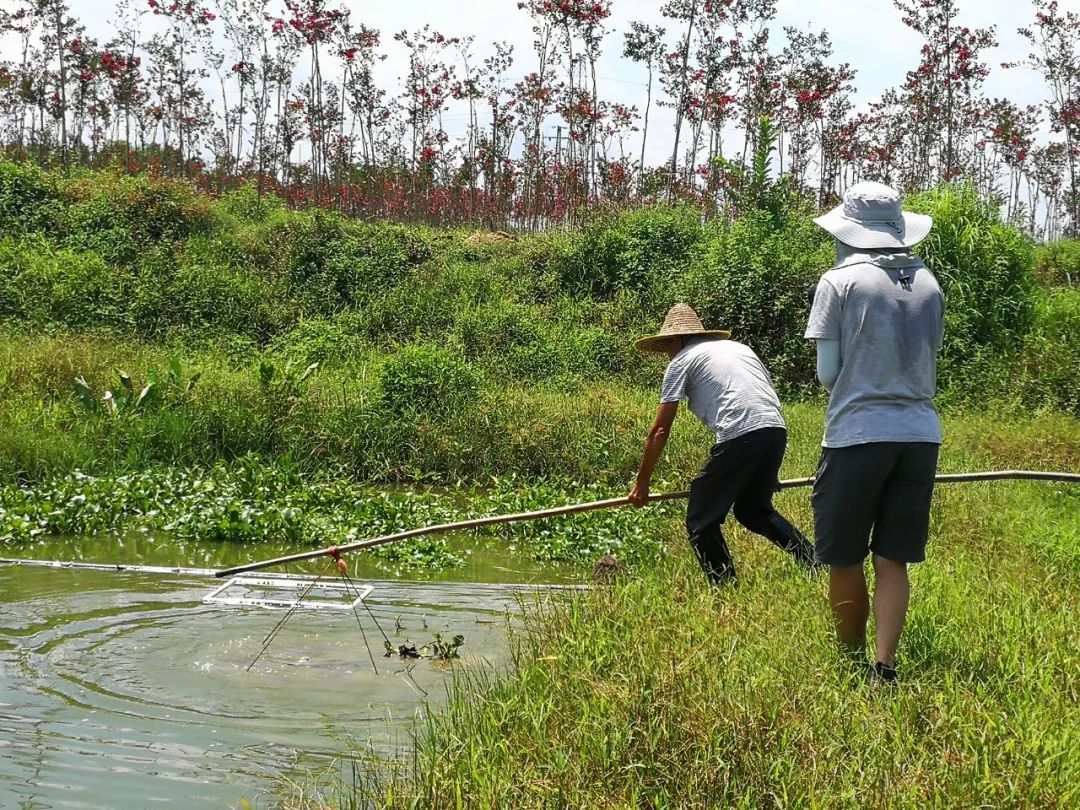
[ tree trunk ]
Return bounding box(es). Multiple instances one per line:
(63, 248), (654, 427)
(669, 0), (698, 199)
(54, 4), (68, 172)
(639, 62), (652, 194)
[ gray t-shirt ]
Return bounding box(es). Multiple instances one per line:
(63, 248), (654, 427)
(805, 251), (944, 448)
(660, 337), (786, 443)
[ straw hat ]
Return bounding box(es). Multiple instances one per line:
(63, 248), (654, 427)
(814, 181), (932, 250)
(634, 303), (730, 353)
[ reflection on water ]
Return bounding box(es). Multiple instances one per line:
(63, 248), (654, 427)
(0, 547), (568, 809)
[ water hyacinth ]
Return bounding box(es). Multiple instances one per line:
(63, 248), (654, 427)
(0, 458), (679, 572)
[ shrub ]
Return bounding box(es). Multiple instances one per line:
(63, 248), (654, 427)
(357, 261), (503, 346)
(270, 315), (369, 366)
(56, 170), (212, 266)
(677, 211), (833, 394)
(452, 301), (546, 363)
(241, 210), (432, 312)
(906, 184), (1036, 393)
(376, 344), (481, 417)
(560, 325), (625, 378)
(212, 183), (285, 223)
(561, 205), (704, 297)
(521, 230), (581, 293)
(0, 161), (60, 234)
(1034, 240), (1080, 287)
(1020, 288), (1080, 414)
(325, 220), (434, 302)
(0, 236), (132, 330)
(159, 261), (290, 341)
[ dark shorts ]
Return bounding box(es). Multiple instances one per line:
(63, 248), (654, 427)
(812, 442), (939, 566)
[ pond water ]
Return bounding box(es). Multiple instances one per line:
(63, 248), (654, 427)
(0, 534), (575, 808)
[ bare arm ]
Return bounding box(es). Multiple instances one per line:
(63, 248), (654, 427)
(629, 401), (679, 506)
(816, 339), (841, 391)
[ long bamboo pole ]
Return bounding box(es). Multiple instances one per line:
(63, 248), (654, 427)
(214, 470), (1080, 579)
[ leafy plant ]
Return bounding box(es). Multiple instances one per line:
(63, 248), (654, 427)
(376, 345), (481, 418)
(906, 183), (1036, 397)
(677, 210), (833, 396)
(423, 633), (466, 661)
(74, 371), (157, 417)
(72, 357), (198, 419)
(713, 116), (802, 221)
(569, 204), (704, 298)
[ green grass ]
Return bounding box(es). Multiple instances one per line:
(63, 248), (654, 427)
(1, 161), (1078, 806)
(315, 415), (1080, 809)
(2, 161), (1078, 414)
(0, 330), (714, 484)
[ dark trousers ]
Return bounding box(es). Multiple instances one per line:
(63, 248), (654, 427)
(686, 427), (815, 583)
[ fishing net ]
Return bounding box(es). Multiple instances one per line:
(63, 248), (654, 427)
(204, 574), (373, 611)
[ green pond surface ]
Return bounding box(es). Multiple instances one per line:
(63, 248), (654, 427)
(0, 532), (577, 808)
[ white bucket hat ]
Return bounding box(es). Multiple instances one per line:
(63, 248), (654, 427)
(814, 181), (932, 250)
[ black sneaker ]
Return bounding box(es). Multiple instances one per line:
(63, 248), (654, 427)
(871, 661), (898, 683)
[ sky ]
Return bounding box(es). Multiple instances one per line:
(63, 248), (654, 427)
(37, 0), (1080, 164)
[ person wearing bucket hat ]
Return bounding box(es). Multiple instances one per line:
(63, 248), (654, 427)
(805, 181), (945, 682)
(629, 303), (817, 584)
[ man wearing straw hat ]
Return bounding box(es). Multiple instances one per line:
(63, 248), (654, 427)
(806, 181), (944, 682)
(629, 304), (817, 583)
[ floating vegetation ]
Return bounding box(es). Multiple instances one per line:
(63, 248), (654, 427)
(0, 456), (680, 571)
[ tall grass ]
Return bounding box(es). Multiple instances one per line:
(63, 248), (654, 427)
(336, 423), (1080, 808)
(0, 331), (711, 483)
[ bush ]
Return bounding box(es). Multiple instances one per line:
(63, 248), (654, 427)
(376, 344), (481, 417)
(521, 230), (581, 293)
(158, 260), (290, 341)
(0, 162), (60, 234)
(1020, 288), (1080, 414)
(212, 183), (285, 224)
(358, 261), (505, 346)
(453, 301), (546, 362)
(326, 220), (434, 301)
(0, 236), (132, 330)
(906, 184), (1036, 393)
(561, 205), (704, 297)
(677, 211), (833, 394)
(1034, 240), (1080, 287)
(56, 170), (212, 265)
(243, 210), (434, 315)
(270, 314), (369, 366)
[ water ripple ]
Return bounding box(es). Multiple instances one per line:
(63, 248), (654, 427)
(0, 566), (530, 808)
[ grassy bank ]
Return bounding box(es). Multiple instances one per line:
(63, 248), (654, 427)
(2, 161), (1078, 422)
(336, 416), (1080, 807)
(0, 330), (707, 484)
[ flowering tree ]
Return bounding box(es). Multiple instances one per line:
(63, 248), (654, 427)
(338, 22), (384, 172)
(105, 0), (147, 168)
(146, 0), (218, 172)
(267, 0), (349, 200)
(0, 0), (1074, 233)
(1015, 0), (1080, 235)
(37, 0), (80, 169)
(0, 0), (34, 151)
(477, 41), (516, 224)
(780, 27), (855, 200)
(894, 0), (996, 185)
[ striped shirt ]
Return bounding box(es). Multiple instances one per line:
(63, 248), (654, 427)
(660, 337), (786, 443)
